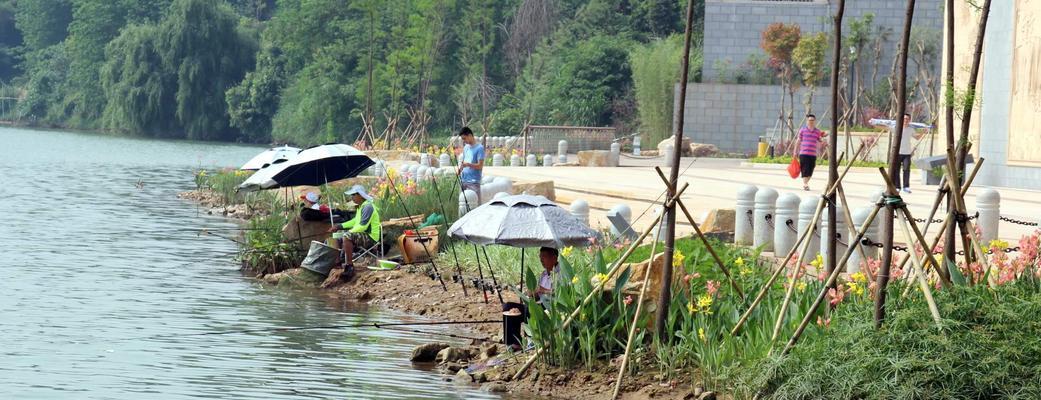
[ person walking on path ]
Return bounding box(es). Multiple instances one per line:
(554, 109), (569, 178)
(457, 127), (485, 204)
(797, 114), (826, 191)
(871, 114), (923, 193)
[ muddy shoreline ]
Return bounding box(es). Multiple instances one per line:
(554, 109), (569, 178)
(182, 188), (701, 400)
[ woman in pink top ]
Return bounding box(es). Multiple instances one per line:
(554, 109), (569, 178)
(797, 114), (826, 191)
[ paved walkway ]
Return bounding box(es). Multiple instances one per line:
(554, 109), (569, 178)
(484, 157), (1041, 244)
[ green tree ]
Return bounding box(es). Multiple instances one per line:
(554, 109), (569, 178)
(100, 23), (174, 135)
(792, 31), (828, 115)
(14, 0), (72, 51)
(0, 0), (23, 81)
(630, 35), (700, 145)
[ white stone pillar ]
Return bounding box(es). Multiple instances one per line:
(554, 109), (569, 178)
(439, 153), (452, 168)
(609, 142), (621, 167)
(526, 154), (537, 167)
(416, 166), (430, 182)
(663, 144), (675, 167)
(570, 200), (590, 227)
(798, 196), (821, 261)
(510, 154), (522, 167)
(607, 204), (632, 238)
(493, 177), (513, 195)
(633, 135), (642, 156)
(558, 140), (568, 158)
(753, 187), (778, 251)
(976, 188), (1000, 244)
(774, 193), (801, 257)
(372, 160), (386, 178)
(848, 206), (879, 273)
(493, 191), (509, 200)
(820, 203), (849, 269)
(735, 185), (758, 245)
(492, 153), (504, 167)
(543, 154), (553, 167)
(420, 153), (431, 167)
(868, 187), (888, 244)
(459, 189), (479, 215)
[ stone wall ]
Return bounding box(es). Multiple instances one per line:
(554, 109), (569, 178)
(674, 83), (829, 153)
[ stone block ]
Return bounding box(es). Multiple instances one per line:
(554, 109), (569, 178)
(577, 150), (613, 167)
(512, 180), (556, 201)
(700, 208), (736, 233)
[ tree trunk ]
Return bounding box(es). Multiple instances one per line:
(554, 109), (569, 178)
(828, 0), (846, 290)
(655, 0), (696, 341)
(875, 0), (916, 329)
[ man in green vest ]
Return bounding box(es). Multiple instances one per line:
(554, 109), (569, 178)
(328, 184), (381, 280)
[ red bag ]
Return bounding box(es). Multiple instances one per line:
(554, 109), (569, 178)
(787, 157), (801, 179)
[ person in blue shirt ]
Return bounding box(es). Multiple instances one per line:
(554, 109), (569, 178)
(456, 127), (484, 205)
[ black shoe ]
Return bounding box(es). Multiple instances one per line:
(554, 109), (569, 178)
(340, 264), (356, 281)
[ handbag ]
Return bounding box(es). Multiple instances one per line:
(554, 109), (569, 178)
(787, 157), (801, 179)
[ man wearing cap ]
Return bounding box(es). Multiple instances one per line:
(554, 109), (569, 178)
(299, 191), (330, 221)
(328, 184), (381, 279)
(456, 127), (484, 205)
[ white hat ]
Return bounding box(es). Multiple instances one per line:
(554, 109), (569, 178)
(344, 184), (372, 201)
(301, 191), (320, 203)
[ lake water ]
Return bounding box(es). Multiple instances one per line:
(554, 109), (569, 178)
(0, 127), (501, 399)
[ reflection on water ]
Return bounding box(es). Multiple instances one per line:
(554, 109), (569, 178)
(0, 128), (501, 399)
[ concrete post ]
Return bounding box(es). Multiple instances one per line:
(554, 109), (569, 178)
(868, 187), (888, 244)
(416, 166), (429, 182)
(510, 154), (522, 167)
(610, 142), (621, 167)
(753, 187), (778, 251)
(439, 153), (452, 168)
(543, 154), (553, 167)
(493, 176), (513, 195)
(735, 185), (758, 245)
(492, 153), (504, 167)
(558, 154), (567, 165)
(663, 144), (675, 167)
(570, 200), (590, 227)
(774, 193), (801, 257)
(420, 153), (431, 167)
(848, 206), (879, 273)
(558, 140), (568, 158)
(798, 196), (821, 261)
(459, 189), (479, 215)
(976, 188), (1000, 244)
(526, 154), (537, 167)
(373, 160), (386, 178)
(607, 204), (632, 238)
(820, 203), (848, 269)
(481, 174), (495, 184)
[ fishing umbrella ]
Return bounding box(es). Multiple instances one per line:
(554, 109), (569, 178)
(263, 143), (374, 189)
(448, 194), (599, 248)
(240, 145), (301, 170)
(237, 158), (291, 193)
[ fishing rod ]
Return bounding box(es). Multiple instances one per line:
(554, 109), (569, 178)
(427, 172), (469, 297)
(381, 168), (450, 292)
(124, 319), (501, 342)
(449, 149), (502, 304)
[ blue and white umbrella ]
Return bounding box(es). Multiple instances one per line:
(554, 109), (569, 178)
(238, 144), (374, 191)
(240, 145), (300, 170)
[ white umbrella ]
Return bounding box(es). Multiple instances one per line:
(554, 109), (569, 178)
(240, 145), (300, 170)
(448, 194), (599, 248)
(237, 158), (291, 193)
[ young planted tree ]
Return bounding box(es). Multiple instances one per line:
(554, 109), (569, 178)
(793, 32), (828, 116)
(761, 23), (802, 140)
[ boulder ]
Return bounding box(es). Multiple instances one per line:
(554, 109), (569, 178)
(410, 342), (451, 362)
(478, 343), (500, 360)
(454, 369), (474, 384)
(512, 181), (556, 201)
(689, 143), (719, 157)
(700, 209), (736, 233)
(436, 347), (472, 364)
(482, 383), (508, 393)
(282, 215), (335, 251)
(608, 253), (686, 317)
(577, 150), (613, 167)
(657, 135), (692, 156)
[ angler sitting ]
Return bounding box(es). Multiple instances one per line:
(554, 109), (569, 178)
(327, 185), (381, 280)
(299, 191), (350, 222)
(502, 247), (560, 350)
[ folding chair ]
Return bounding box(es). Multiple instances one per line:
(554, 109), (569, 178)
(350, 233), (384, 264)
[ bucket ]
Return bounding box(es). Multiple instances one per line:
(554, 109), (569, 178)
(301, 240), (338, 276)
(398, 227), (439, 264)
(502, 306), (526, 349)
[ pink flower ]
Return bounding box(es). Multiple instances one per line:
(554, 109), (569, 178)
(623, 295), (633, 306)
(683, 272), (701, 284)
(817, 316), (831, 328)
(827, 287), (845, 306)
(705, 280), (720, 296)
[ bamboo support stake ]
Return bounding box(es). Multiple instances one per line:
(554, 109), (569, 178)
(611, 218), (665, 399)
(781, 202), (885, 356)
(769, 210), (821, 343)
(511, 184), (690, 381)
(836, 182), (871, 274)
(653, 167), (745, 301)
(876, 168), (947, 287)
(897, 213), (944, 326)
(940, 162), (995, 286)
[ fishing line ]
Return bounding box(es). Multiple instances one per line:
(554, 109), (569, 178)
(427, 172), (470, 297)
(613, 157), (698, 245)
(122, 319), (501, 342)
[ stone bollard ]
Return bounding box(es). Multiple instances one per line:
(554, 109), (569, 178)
(558, 154), (567, 165)
(510, 154), (522, 167)
(558, 140), (568, 158)
(493, 176), (513, 195)
(459, 189), (479, 215)
(609, 142), (621, 167)
(848, 206), (879, 273)
(420, 153), (431, 167)
(868, 187), (888, 244)
(735, 185), (758, 245)
(439, 153), (452, 168)
(526, 154), (537, 167)
(774, 193), (801, 257)
(543, 154), (553, 167)
(976, 188), (1000, 244)
(481, 174), (495, 184)
(492, 153), (504, 167)
(607, 204), (632, 238)
(416, 166), (430, 182)
(753, 187), (778, 252)
(663, 144), (675, 167)
(493, 191), (509, 200)
(820, 203), (849, 269)
(570, 200), (590, 227)
(372, 160), (386, 178)
(798, 196), (821, 262)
